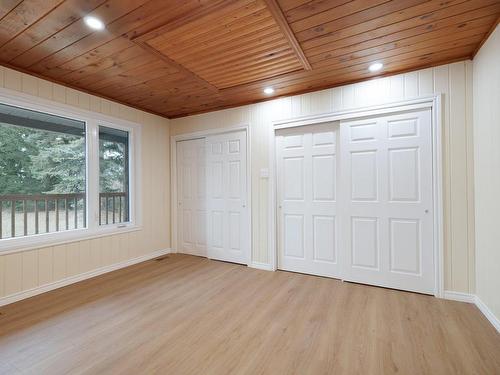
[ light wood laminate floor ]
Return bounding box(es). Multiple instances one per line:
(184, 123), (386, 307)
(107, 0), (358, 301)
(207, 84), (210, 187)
(0, 254), (499, 374)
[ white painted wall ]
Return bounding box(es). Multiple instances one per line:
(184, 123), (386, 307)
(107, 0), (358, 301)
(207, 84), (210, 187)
(473, 25), (500, 323)
(0, 67), (171, 302)
(171, 61), (476, 294)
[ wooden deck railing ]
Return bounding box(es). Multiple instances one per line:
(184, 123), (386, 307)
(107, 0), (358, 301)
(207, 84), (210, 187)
(0, 192), (127, 239)
(99, 192), (128, 226)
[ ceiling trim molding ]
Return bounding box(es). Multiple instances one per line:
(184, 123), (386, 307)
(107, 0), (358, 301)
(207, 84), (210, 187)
(263, 0), (312, 71)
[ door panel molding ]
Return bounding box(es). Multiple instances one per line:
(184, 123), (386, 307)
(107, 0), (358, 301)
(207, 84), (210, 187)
(340, 109), (434, 294)
(276, 122), (341, 278)
(206, 130), (250, 264)
(176, 138), (207, 257)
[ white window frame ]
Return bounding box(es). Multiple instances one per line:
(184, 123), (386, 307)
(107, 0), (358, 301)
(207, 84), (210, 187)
(0, 87), (142, 255)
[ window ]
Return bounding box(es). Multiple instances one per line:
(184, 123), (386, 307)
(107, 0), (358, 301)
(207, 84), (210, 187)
(99, 126), (129, 225)
(0, 95), (140, 252)
(0, 103), (86, 239)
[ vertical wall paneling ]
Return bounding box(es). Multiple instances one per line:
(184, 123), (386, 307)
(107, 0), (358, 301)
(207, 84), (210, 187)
(21, 250), (38, 290)
(52, 244), (67, 281)
(404, 72), (419, 98)
(5, 253), (22, 295)
(38, 247), (53, 286)
(449, 62), (470, 292)
(53, 84), (66, 104)
(79, 241), (92, 274)
(0, 256), (5, 297)
(171, 61), (475, 294)
(473, 25), (500, 324)
(4, 69), (21, 91)
(465, 61), (475, 294)
(418, 68), (434, 96)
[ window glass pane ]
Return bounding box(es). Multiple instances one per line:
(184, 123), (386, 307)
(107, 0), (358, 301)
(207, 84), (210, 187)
(99, 126), (129, 225)
(0, 102), (86, 239)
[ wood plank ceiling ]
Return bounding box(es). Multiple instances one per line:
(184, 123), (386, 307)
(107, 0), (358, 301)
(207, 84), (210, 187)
(0, 0), (499, 118)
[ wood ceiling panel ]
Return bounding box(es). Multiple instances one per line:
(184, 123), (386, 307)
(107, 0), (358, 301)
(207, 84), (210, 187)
(299, 0), (490, 50)
(0, 0), (498, 118)
(169, 26), (284, 69)
(283, 0), (353, 23)
(138, 0), (306, 89)
(9, 0), (148, 68)
(309, 16), (497, 68)
(0, 1), (22, 20)
(303, 2), (500, 57)
(290, 0), (393, 34)
(0, 0), (66, 46)
(153, 15), (279, 62)
(275, 0), (311, 12)
(294, 0), (428, 42)
(0, 0), (105, 62)
(24, 0), (211, 77)
(187, 35), (290, 72)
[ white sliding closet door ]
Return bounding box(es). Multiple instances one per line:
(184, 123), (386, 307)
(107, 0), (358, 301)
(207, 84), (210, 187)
(340, 109), (434, 294)
(206, 130), (249, 264)
(176, 138), (207, 257)
(276, 123), (341, 278)
(275, 108), (435, 295)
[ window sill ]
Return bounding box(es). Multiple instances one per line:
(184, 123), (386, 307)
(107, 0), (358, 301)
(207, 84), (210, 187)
(0, 225), (142, 255)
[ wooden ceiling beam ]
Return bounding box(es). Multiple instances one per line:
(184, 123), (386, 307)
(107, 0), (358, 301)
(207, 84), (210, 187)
(263, 0), (312, 70)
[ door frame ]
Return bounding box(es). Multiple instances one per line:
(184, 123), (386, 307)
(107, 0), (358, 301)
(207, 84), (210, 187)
(171, 124), (252, 266)
(269, 95), (444, 297)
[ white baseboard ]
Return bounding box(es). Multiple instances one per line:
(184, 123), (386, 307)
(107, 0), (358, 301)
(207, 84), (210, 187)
(248, 262), (274, 271)
(443, 290), (500, 333)
(474, 295), (500, 333)
(0, 248), (171, 307)
(443, 290), (476, 303)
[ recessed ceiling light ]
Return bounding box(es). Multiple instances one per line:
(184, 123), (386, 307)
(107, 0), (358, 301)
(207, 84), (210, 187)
(84, 16), (105, 31)
(263, 87), (274, 95)
(368, 62), (383, 72)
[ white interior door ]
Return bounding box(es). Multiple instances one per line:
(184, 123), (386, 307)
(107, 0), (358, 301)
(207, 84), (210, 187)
(176, 138), (207, 257)
(276, 123), (341, 278)
(340, 109), (434, 294)
(206, 130), (249, 264)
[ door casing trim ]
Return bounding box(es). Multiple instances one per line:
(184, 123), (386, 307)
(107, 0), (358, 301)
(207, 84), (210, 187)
(171, 124), (252, 266)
